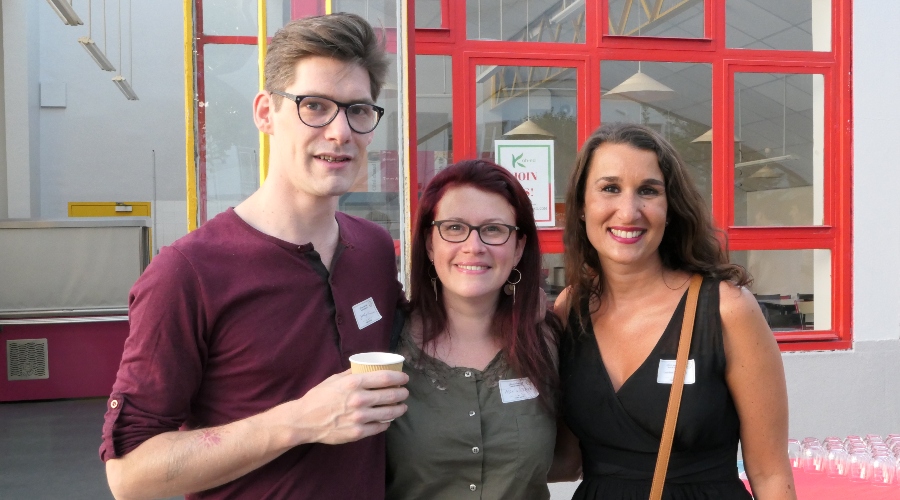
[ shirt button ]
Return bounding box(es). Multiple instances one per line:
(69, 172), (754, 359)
(469, 484), (477, 491)
(110, 400), (118, 409)
(336, 315), (343, 325)
(464, 371), (472, 378)
(469, 411), (476, 417)
(472, 446), (480, 454)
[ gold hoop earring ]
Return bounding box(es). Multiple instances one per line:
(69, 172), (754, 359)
(428, 262), (439, 301)
(504, 267), (522, 304)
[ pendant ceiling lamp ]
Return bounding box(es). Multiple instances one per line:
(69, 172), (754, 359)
(504, 83), (554, 138)
(603, 66), (675, 103)
(46, 0), (84, 26)
(78, 0), (116, 71)
(112, 0), (138, 100)
(749, 165), (783, 179)
(602, 7), (674, 104)
(735, 76), (794, 176)
(691, 129), (741, 143)
(505, 119), (554, 137)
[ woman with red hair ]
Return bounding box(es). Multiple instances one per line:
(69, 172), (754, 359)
(385, 159), (562, 499)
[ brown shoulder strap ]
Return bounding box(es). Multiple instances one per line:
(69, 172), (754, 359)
(649, 274), (704, 500)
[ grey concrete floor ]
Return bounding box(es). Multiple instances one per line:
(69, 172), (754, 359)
(0, 397), (579, 499)
(0, 398), (114, 500)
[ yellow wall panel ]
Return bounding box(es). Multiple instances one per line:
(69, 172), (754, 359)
(68, 202), (152, 217)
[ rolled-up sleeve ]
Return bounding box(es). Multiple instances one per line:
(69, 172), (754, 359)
(100, 247), (208, 461)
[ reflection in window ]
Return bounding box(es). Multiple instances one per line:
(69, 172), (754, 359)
(338, 59), (402, 240)
(600, 60), (712, 208)
(541, 252), (565, 303)
(416, 0), (442, 28)
(202, 0), (291, 36)
(467, 0), (585, 43)
(203, 44), (260, 219)
(607, 0), (704, 38)
(726, 0), (831, 51)
(732, 249), (831, 331)
(416, 56), (453, 189)
(334, 0), (398, 29)
(733, 73), (824, 227)
(475, 65), (578, 227)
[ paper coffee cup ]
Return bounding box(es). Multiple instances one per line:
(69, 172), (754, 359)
(349, 352), (406, 423)
(349, 352), (405, 374)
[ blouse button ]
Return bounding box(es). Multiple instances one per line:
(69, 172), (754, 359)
(469, 411), (476, 417)
(472, 446), (480, 454)
(469, 484), (477, 491)
(110, 400), (119, 409)
(464, 371), (472, 378)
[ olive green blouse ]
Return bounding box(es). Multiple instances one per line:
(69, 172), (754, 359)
(385, 324), (556, 500)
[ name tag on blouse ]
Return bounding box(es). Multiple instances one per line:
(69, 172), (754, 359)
(656, 359), (696, 385)
(499, 378), (539, 403)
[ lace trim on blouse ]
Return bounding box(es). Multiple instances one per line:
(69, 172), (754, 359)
(395, 321), (510, 390)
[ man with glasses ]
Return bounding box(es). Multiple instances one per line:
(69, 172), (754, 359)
(101, 13), (408, 500)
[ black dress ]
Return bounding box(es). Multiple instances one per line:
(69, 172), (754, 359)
(559, 278), (753, 499)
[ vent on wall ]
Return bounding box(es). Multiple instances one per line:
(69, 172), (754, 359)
(7, 339), (49, 381)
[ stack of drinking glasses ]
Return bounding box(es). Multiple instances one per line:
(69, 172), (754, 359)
(787, 434), (900, 487)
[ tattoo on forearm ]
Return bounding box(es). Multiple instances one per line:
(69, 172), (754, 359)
(198, 429), (222, 447)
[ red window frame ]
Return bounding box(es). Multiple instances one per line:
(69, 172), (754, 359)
(411, 0), (852, 351)
(191, 0), (851, 351)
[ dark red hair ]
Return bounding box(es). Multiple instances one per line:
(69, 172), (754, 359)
(410, 159), (559, 408)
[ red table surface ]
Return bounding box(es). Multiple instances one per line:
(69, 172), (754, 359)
(743, 468), (900, 499)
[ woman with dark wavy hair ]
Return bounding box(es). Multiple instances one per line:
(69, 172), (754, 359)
(554, 123), (795, 499)
(385, 159), (562, 499)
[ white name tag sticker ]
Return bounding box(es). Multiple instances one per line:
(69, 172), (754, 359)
(657, 359), (696, 385)
(351, 298), (382, 330)
(499, 378), (539, 403)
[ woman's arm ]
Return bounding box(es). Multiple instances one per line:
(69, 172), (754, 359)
(548, 420), (582, 482)
(719, 282), (796, 500)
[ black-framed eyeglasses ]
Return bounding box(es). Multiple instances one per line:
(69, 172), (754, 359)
(270, 90), (385, 134)
(432, 220), (519, 246)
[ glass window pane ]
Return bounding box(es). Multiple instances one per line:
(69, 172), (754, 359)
(467, 0), (586, 43)
(416, 55), (453, 189)
(541, 251), (565, 304)
(607, 0), (704, 38)
(726, 0), (832, 51)
(334, 0), (398, 28)
(600, 60), (713, 208)
(203, 44), (260, 219)
(266, 1), (291, 36)
(731, 249), (832, 331)
(337, 58), (402, 240)
(202, 0), (291, 36)
(475, 65), (578, 227)
(734, 73), (824, 226)
(416, 0), (443, 28)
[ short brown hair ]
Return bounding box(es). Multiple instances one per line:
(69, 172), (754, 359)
(562, 123), (750, 318)
(264, 13), (389, 108)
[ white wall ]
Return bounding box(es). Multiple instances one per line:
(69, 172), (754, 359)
(35, 0), (187, 248)
(851, 1), (900, 344)
(0, 1), (7, 218)
(3, 0), (41, 218)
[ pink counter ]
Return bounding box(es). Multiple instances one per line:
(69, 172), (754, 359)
(744, 468), (900, 499)
(0, 320), (128, 402)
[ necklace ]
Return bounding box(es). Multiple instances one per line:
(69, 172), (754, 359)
(662, 270), (691, 291)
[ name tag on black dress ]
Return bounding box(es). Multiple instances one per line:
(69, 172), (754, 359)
(657, 359), (696, 384)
